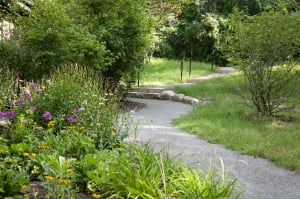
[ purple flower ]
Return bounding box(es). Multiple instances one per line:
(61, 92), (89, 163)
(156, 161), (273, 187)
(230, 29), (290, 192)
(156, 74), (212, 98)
(5, 111), (14, 118)
(42, 111), (52, 120)
(67, 114), (80, 123)
(35, 89), (42, 94)
(10, 100), (18, 105)
(23, 90), (32, 101)
(17, 97), (25, 107)
(30, 82), (39, 88)
(29, 106), (37, 112)
(74, 108), (82, 113)
(0, 111), (15, 118)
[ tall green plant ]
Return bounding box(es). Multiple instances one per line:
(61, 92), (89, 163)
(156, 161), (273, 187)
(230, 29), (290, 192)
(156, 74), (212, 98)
(227, 8), (300, 116)
(83, 143), (240, 198)
(0, 69), (18, 109)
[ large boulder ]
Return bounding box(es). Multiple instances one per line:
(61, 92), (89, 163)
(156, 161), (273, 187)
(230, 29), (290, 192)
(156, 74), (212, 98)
(171, 94), (185, 102)
(160, 90), (175, 100)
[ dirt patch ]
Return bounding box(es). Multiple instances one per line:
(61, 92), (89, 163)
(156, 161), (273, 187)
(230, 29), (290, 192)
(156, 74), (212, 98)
(120, 100), (147, 112)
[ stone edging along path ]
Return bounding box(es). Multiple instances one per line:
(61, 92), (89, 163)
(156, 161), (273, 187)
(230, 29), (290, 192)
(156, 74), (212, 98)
(129, 87), (211, 105)
(128, 67), (235, 104)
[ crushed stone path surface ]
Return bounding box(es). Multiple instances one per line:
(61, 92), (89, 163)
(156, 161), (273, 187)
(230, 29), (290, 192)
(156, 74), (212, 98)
(125, 98), (300, 199)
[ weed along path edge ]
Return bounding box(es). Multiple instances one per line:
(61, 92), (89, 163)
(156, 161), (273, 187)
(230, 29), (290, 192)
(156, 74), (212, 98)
(125, 98), (300, 199)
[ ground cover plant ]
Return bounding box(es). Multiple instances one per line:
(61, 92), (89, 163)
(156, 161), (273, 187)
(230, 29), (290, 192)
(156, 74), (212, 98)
(0, 66), (240, 198)
(174, 72), (300, 174)
(138, 58), (212, 86)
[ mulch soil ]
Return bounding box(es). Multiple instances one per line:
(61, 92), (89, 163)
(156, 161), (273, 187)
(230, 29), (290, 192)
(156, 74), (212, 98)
(120, 100), (147, 112)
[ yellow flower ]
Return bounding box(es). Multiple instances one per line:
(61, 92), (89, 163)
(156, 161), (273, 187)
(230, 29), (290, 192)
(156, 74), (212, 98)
(111, 132), (116, 137)
(44, 176), (54, 181)
(23, 152), (30, 157)
(47, 121), (55, 128)
(79, 126), (85, 131)
(57, 179), (68, 184)
(70, 125), (76, 129)
(0, 149), (4, 153)
(96, 123), (101, 126)
(119, 143), (126, 147)
(31, 153), (37, 157)
(67, 168), (73, 173)
(7, 158), (15, 163)
(36, 126), (43, 130)
(111, 161), (119, 165)
(92, 193), (102, 199)
(21, 184), (27, 189)
(88, 138), (95, 143)
(38, 143), (47, 149)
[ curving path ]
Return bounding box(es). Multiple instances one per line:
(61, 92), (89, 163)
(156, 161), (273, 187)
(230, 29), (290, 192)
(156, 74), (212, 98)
(125, 98), (300, 199)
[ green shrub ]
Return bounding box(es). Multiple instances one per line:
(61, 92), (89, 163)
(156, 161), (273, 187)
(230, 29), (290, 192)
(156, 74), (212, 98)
(15, 0), (107, 81)
(226, 8), (300, 116)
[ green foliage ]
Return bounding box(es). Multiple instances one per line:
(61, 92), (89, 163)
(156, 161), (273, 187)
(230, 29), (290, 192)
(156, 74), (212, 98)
(0, 40), (22, 71)
(227, 8), (300, 116)
(0, 69), (18, 109)
(0, 139), (30, 198)
(82, 143), (239, 198)
(30, 154), (78, 198)
(164, 2), (224, 62)
(15, 0), (107, 81)
(173, 166), (239, 198)
(76, 0), (152, 88)
(0, 167), (29, 198)
(174, 73), (300, 173)
(4, 0), (153, 87)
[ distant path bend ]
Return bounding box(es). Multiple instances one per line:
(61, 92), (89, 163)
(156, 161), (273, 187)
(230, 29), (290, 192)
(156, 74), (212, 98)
(125, 98), (300, 199)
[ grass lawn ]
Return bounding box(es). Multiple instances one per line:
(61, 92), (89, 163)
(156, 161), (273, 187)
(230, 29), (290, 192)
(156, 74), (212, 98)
(173, 72), (300, 174)
(137, 57), (212, 86)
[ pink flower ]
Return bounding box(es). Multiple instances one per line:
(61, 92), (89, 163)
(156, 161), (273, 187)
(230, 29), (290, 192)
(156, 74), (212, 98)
(67, 114), (80, 122)
(30, 82), (39, 88)
(42, 111), (52, 120)
(74, 108), (82, 113)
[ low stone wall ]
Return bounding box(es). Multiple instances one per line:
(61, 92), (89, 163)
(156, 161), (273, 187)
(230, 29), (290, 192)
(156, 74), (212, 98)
(128, 88), (212, 105)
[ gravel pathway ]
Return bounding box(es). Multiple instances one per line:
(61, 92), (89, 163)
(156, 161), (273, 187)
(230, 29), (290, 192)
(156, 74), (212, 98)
(125, 98), (300, 199)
